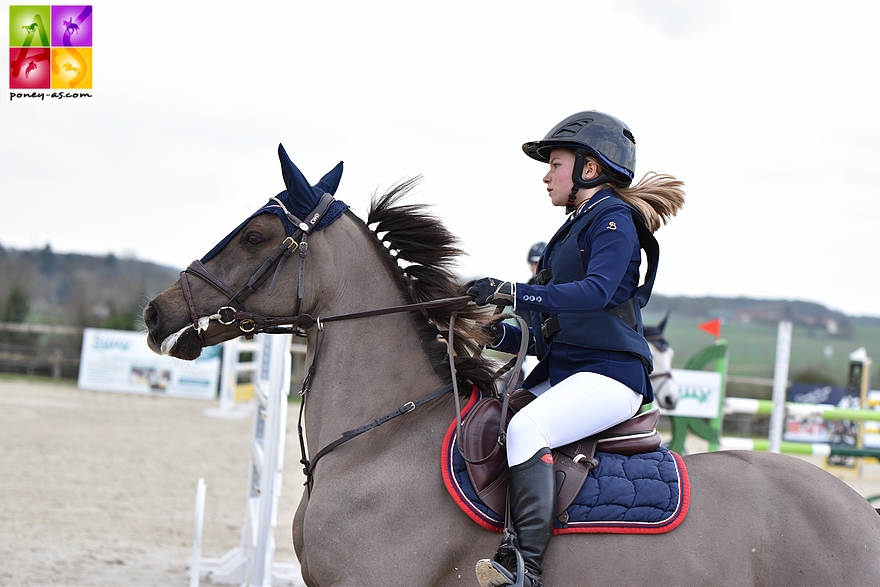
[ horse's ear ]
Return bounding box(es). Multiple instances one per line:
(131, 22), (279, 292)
(658, 309), (670, 332)
(278, 144), (315, 201)
(316, 161), (344, 196)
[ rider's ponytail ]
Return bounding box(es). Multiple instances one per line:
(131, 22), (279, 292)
(612, 172), (685, 233)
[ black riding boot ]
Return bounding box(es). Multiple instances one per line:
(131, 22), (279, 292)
(476, 448), (555, 587)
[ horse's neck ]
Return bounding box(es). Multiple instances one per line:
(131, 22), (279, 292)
(302, 224), (447, 445)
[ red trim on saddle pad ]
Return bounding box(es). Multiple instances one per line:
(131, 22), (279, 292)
(440, 386), (691, 535)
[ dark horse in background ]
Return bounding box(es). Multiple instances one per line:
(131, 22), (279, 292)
(144, 145), (880, 586)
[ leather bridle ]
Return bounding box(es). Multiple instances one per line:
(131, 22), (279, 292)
(179, 192), (475, 342)
(646, 333), (674, 395)
(178, 192), (338, 342)
(649, 369), (673, 387)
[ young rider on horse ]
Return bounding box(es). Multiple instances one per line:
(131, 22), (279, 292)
(466, 111), (685, 587)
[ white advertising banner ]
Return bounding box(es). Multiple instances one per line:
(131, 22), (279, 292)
(77, 328), (220, 400)
(659, 369), (723, 419)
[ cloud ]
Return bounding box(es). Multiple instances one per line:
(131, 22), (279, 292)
(613, 0), (725, 39)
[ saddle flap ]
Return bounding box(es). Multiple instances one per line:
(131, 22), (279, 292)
(461, 397), (509, 515)
(508, 388), (536, 413)
(460, 398), (506, 466)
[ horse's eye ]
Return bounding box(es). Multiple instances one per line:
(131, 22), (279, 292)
(245, 233), (264, 245)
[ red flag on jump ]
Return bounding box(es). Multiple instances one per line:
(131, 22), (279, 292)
(698, 318), (721, 339)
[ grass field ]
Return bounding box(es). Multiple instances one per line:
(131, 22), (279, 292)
(644, 312), (880, 392)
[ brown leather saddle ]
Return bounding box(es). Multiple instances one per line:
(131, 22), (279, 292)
(460, 389), (662, 522)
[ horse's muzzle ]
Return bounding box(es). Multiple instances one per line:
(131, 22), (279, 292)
(143, 301), (203, 360)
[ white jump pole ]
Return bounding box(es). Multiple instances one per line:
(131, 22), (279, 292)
(190, 478), (206, 587)
(768, 321), (793, 454)
(193, 333), (304, 586)
(248, 332), (291, 587)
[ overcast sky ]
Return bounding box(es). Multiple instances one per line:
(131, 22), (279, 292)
(3, 1), (879, 317)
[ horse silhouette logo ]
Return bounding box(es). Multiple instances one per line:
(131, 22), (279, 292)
(63, 18), (80, 36)
(25, 61), (38, 78)
(22, 23), (39, 34)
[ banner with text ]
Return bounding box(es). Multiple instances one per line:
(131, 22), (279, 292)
(77, 328), (220, 400)
(658, 369), (723, 419)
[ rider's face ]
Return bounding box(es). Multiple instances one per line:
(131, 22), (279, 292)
(544, 149), (576, 208)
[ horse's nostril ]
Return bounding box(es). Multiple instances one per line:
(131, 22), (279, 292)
(144, 304), (159, 331)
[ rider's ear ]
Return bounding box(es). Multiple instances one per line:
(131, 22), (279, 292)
(582, 159), (600, 181)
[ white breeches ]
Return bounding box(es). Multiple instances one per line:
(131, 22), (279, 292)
(506, 372), (643, 467)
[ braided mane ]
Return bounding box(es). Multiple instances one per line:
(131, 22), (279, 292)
(354, 177), (499, 392)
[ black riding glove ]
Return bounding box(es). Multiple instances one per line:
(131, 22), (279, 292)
(483, 321), (505, 347)
(467, 277), (515, 307)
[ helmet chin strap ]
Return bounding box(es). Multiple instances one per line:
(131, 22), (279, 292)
(567, 147), (620, 215)
(565, 186), (579, 215)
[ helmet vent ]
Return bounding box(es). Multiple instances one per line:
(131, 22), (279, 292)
(552, 119), (593, 139)
(623, 129), (636, 144)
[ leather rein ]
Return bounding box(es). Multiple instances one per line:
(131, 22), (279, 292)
(174, 191), (487, 493)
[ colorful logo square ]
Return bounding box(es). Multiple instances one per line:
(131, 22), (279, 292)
(52, 46), (92, 89)
(9, 5), (51, 47)
(9, 46), (51, 88)
(51, 5), (93, 47)
(8, 5), (93, 94)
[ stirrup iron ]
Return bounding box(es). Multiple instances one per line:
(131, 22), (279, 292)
(476, 531), (539, 587)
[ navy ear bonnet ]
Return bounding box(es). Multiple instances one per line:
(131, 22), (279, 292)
(201, 144), (348, 262)
(644, 311), (670, 351)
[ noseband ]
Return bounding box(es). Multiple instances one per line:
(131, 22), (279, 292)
(650, 369), (673, 386)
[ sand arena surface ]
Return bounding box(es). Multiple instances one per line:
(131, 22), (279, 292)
(0, 379), (304, 587)
(4, 379), (880, 587)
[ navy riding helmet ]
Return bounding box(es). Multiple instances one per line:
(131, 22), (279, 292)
(527, 242), (546, 264)
(522, 111), (637, 190)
